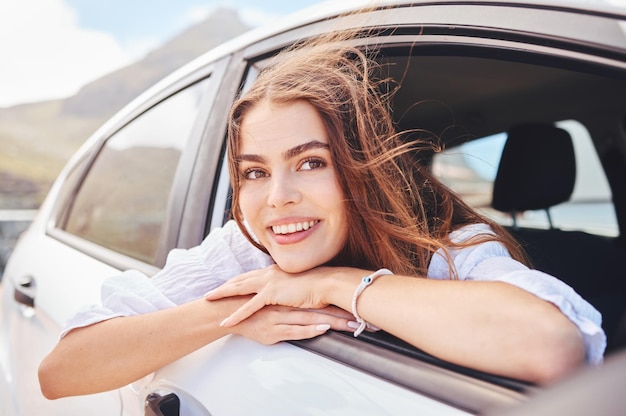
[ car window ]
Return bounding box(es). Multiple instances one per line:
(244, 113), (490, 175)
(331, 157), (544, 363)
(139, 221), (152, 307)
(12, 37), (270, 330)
(432, 119), (617, 236)
(62, 78), (210, 264)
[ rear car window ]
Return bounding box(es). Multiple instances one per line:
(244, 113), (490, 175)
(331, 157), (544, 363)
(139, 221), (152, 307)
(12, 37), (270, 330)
(432, 119), (617, 236)
(62, 78), (209, 264)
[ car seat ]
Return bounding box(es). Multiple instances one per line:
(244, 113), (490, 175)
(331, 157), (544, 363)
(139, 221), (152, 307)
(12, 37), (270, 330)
(491, 123), (626, 352)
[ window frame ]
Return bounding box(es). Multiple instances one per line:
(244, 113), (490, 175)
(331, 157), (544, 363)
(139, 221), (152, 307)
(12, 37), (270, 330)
(48, 59), (229, 272)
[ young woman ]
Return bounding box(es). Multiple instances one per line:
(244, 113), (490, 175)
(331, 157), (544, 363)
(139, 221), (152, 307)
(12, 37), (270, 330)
(38, 34), (604, 399)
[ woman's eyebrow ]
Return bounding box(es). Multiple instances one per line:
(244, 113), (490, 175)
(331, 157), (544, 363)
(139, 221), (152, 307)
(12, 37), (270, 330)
(283, 140), (329, 160)
(236, 140), (329, 164)
(235, 154), (265, 164)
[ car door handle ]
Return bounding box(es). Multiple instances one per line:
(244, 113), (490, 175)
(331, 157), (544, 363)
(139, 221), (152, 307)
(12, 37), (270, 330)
(145, 392), (180, 416)
(13, 275), (35, 307)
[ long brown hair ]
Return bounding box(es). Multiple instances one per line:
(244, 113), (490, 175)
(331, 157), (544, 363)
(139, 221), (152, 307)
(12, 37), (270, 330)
(228, 31), (527, 278)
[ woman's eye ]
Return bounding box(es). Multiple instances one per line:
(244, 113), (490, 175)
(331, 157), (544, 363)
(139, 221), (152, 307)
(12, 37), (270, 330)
(300, 158), (325, 171)
(242, 168), (267, 180)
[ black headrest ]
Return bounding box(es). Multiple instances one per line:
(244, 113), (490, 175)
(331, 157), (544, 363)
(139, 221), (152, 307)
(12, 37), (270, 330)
(492, 124), (576, 212)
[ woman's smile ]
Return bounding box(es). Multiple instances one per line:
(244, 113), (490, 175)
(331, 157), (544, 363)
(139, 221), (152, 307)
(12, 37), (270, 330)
(271, 220), (319, 236)
(268, 219), (321, 246)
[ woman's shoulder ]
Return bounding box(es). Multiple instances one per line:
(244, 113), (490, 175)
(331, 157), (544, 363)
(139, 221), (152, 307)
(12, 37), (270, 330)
(200, 220), (273, 271)
(429, 223), (511, 279)
(448, 223), (495, 243)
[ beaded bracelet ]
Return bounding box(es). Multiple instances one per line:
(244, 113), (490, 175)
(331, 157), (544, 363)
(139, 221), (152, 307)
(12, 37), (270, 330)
(351, 268), (393, 337)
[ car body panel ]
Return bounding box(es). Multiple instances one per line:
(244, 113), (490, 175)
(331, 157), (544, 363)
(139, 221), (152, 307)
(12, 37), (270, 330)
(121, 336), (470, 415)
(2, 226), (123, 414)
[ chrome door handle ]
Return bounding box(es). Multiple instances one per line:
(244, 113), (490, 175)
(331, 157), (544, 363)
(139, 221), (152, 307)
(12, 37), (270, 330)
(13, 275), (35, 307)
(145, 392), (180, 416)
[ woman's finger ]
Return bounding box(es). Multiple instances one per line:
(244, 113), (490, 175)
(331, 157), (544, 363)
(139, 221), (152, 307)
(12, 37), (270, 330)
(233, 306), (356, 344)
(205, 279), (256, 300)
(276, 323), (331, 342)
(271, 307), (347, 327)
(307, 305), (355, 320)
(238, 306), (357, 334)
(205, 267), (276, 300)
(248, 323), (331, 345)
(219, 294), (267, 327)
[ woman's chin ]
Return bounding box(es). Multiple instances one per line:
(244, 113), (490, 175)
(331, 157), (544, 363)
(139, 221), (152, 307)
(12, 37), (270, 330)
(274, 262), (311, 274)
(272, 256), (324, 274)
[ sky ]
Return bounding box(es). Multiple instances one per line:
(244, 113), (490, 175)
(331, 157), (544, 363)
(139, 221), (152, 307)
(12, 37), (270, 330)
(0, 0), (322, 108)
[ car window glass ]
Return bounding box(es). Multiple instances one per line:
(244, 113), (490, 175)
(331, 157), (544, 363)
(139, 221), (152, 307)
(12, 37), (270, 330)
(63, 78), (209, 264)
(432, 119), (617, 236)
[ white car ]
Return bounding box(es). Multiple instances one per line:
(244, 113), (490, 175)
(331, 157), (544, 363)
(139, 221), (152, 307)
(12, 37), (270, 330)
(2, 1), (626, 414)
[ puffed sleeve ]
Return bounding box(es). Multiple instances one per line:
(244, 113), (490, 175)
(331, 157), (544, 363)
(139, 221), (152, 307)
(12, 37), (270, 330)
(61, 220), (273, 337)
(427, 223), (606, 365)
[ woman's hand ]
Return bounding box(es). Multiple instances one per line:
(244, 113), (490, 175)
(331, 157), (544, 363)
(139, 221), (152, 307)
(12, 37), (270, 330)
(205, 264), (340, 327)
(229, 304), (355, 344)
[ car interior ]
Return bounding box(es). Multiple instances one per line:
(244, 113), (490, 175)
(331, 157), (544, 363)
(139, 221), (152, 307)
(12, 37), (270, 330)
(383, 46), (626, 350)
(316, 43), (626, 387)
(491, 123), (626, 352)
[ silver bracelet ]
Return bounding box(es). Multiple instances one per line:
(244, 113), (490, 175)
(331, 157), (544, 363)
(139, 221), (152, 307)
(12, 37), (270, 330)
(351, 268), (393, 337)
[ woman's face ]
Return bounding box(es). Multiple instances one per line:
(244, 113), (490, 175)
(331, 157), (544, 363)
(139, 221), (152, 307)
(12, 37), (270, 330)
(236, 99), (348, 273)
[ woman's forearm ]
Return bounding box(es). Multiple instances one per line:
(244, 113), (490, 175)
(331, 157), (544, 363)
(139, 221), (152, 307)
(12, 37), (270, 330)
(38, 297), (246, 399)
(324, 269), (584, 384)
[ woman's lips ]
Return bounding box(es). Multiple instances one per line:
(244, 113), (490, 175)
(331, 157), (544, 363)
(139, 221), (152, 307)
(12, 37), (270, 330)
(269, 220), (320, 244)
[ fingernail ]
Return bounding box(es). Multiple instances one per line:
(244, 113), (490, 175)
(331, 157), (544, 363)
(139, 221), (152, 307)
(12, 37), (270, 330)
(220, 317), (230, 327)
(347, 321), (360, 329)
(316, 324), (331, 332)
(366, 323), (381, 332)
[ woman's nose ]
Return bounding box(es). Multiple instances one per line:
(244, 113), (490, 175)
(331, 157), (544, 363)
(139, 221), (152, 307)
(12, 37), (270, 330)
(266, 172), (301, 207)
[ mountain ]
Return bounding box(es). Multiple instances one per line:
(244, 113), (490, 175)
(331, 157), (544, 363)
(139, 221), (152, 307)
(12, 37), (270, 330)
(0, 7), (251, 209)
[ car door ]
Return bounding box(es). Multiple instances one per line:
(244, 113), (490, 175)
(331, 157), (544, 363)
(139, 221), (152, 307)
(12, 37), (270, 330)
(0, 58), (228, 415)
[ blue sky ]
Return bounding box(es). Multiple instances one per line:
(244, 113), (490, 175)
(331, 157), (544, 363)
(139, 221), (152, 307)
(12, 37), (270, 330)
(0, 0), (322, 108)
(63, 0), (321, 56)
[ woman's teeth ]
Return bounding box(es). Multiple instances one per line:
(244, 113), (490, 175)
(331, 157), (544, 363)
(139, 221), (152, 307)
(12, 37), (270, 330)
(272, 220), (318, 235)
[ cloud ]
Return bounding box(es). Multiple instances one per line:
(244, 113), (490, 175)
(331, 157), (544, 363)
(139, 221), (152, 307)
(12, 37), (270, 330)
(185, 5), (216, 24)
(178, 4), (275, 29)
(0, 0), (132, 107)
(183, 1), (294, 28)
(238, 6), (289, 27)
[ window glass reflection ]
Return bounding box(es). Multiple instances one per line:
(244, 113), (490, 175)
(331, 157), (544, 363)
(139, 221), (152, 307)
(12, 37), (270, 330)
(65, 78), (209, 263)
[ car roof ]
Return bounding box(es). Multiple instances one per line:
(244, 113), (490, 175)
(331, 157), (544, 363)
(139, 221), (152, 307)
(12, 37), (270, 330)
(82, 0), (626, 157)
(172, 0), (626, 77)
(141, 0), (626, 100)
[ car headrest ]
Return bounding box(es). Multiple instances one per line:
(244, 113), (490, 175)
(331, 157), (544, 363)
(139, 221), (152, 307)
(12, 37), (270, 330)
(492, 124), (576, 213)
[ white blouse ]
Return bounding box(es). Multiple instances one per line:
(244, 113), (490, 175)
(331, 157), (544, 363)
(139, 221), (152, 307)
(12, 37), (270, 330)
(62, 220), (606, 364)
